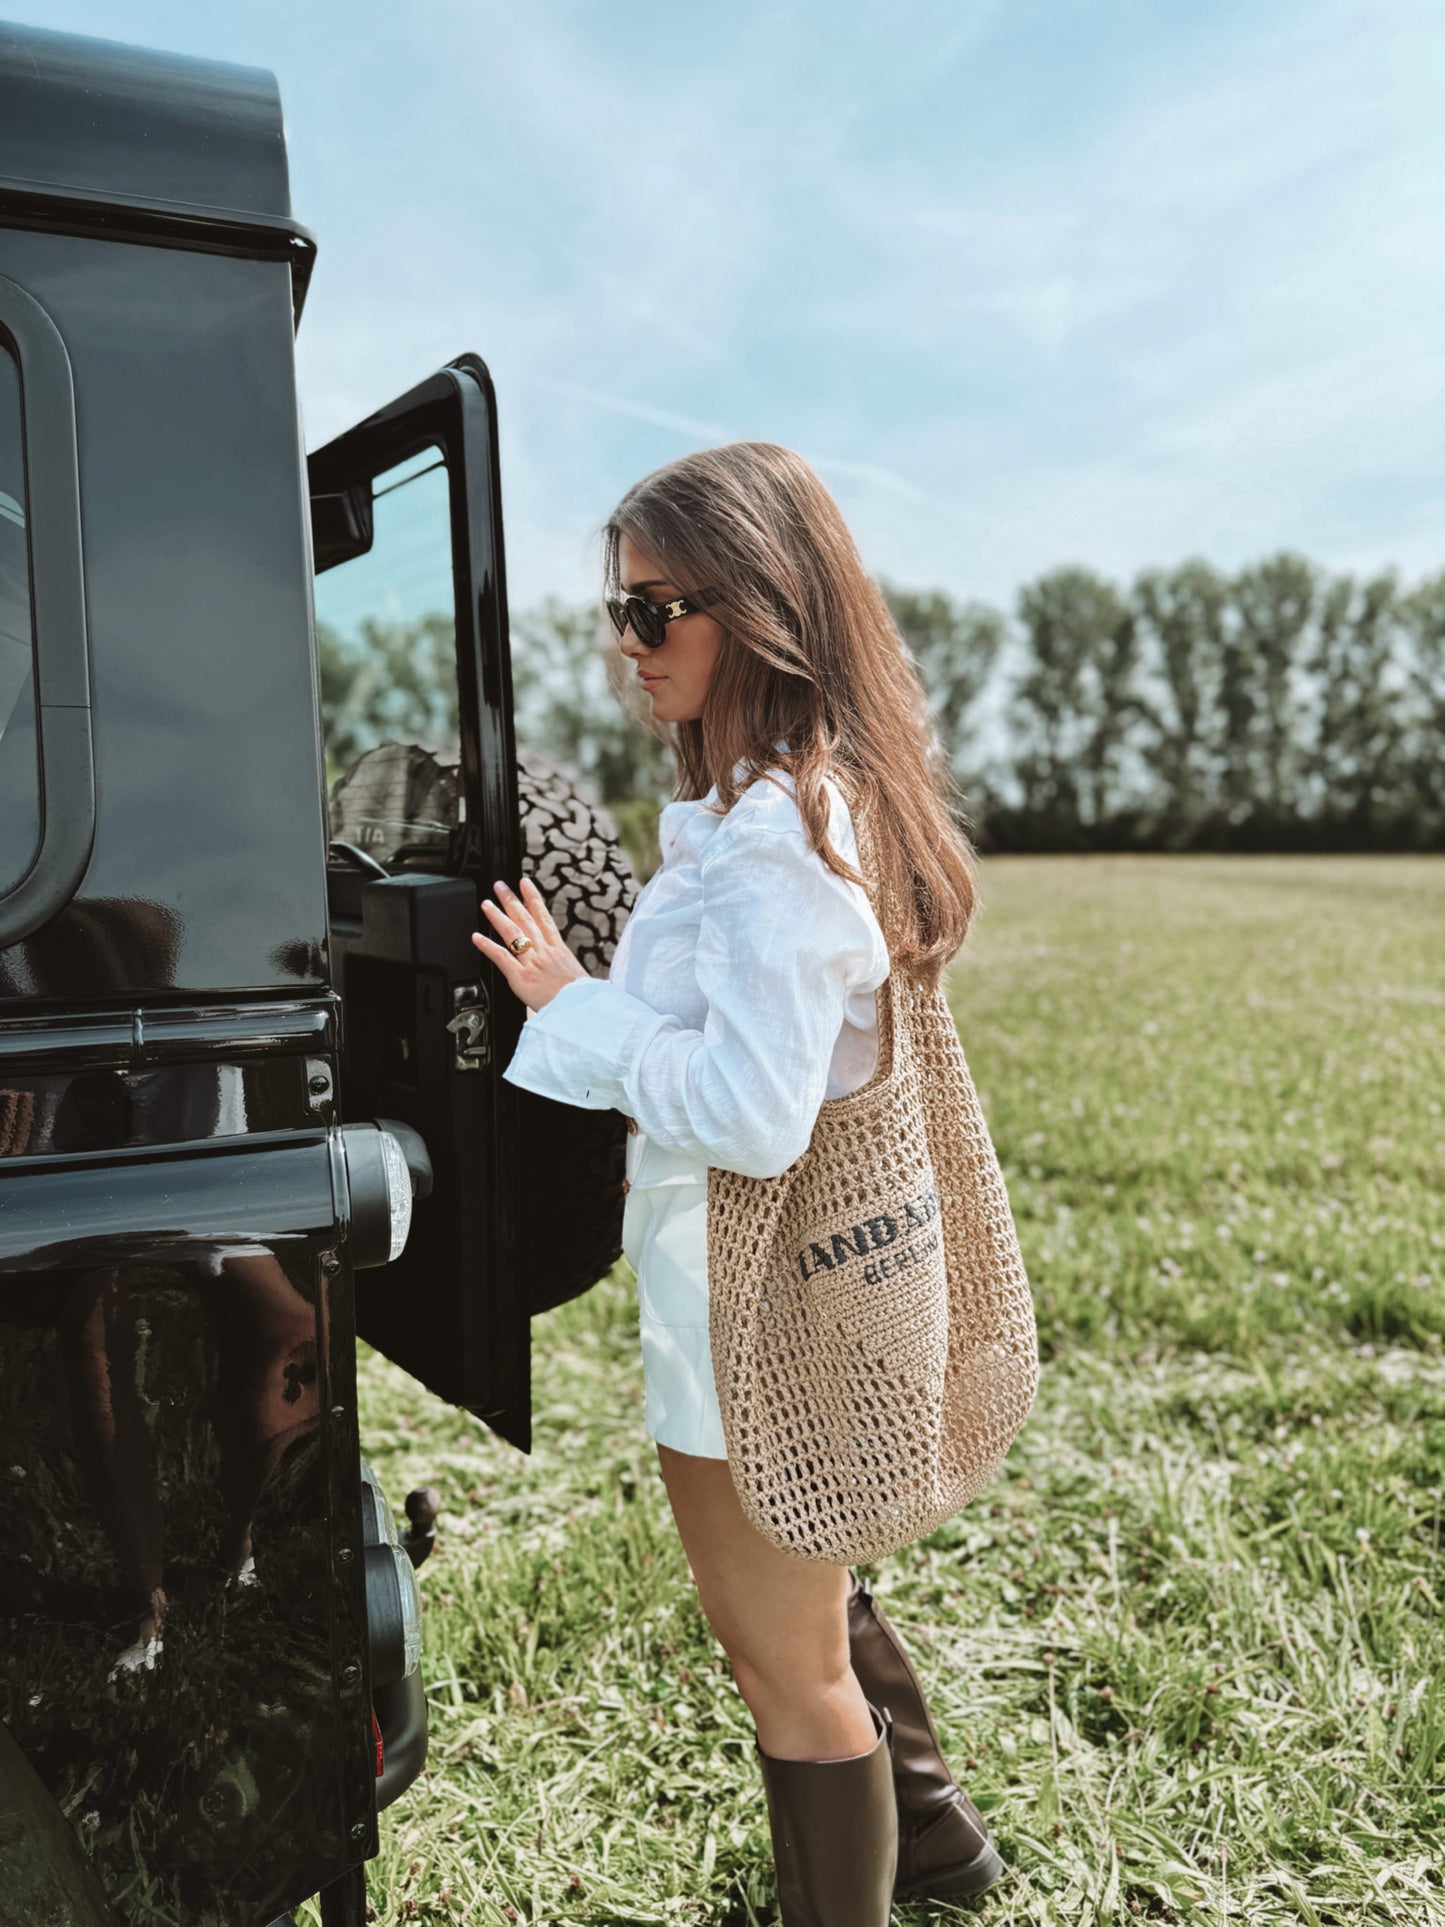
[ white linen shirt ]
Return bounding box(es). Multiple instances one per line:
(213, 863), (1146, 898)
(500, 757), (891, 1181)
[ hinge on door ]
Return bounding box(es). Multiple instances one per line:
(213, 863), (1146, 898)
(446, 982), (491, 1071)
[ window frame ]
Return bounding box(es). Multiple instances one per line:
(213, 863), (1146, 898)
(0, 272), (94, 950)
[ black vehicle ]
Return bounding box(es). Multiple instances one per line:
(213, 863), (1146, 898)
(0, 21), (632, 1926)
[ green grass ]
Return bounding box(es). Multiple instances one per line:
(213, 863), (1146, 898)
(331, 853), (1445, 1927)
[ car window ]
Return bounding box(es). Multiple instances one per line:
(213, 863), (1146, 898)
(314, 447), (460, 865)
(0, 342), (38, 897)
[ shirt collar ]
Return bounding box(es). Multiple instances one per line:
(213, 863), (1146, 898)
(730, 736), (790, 785)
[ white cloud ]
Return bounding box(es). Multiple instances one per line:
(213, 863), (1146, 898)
(776, 0), (1445, 603)
(59, 0), (1441, 613)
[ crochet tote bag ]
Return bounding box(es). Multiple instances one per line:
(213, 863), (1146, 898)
(706, 815), (1040, 1565)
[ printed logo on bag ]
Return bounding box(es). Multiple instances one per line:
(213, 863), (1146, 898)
(795, 1182), (940, 1287)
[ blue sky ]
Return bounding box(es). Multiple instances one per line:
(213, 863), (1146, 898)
(33, 0), (1445, 620)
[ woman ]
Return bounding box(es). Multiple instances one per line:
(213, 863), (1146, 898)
(472, 442), (1003, 1925)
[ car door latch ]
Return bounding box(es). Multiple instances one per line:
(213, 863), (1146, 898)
(446, 983), (491, 1071)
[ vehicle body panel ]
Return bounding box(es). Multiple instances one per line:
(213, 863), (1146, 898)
(0, 17), (628, 1919)
(0, 1004), (377, 1923)
(0, 23), (374, 1923)
(0, 226), (327, 1000)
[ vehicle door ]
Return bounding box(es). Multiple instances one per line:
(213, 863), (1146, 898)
(308, 354), (626, 1453)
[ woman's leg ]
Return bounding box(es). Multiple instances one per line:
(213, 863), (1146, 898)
(658, 1444), (898, 1925)
(60, 1268), (167, 1658)
(655, 1443), (876, 1762)
(208, 1253), (321, 1577)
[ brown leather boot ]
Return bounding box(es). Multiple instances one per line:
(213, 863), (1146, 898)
(756, 1703), (898, 1927)
(846, 1573), (1006, 1900)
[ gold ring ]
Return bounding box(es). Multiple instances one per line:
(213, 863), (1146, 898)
(508, 933), (534, 955)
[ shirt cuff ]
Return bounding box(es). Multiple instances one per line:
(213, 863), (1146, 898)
(501, 976), (678, 1112)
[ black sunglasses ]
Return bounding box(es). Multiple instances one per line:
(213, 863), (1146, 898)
(604, 587), (724, 650)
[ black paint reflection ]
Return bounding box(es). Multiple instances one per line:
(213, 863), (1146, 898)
(1, 1056), (303, 1161)
(0, 896), (181, 999)
(0, 1040), (365, 1921)
(0, 1245), (347, 1921)
(58, 1251), (320, 1675)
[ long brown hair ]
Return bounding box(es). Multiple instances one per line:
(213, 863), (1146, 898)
(603, 441), (981, 978)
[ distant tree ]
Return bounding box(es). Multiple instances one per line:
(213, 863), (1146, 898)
(1009, 567), (1138, 830)
(1303, 570), (1410, 837)
(316, 613), (457, 784)
(881, 579), (1006, 801)
(1224, 553), (1317, 824)
(1084, 584), (1145, 828)
(1129, 560), (1231, 836)
(1397, 572), (1445, 841)
(314, 559), (1441, 861)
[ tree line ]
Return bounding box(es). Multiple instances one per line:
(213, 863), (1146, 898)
(887, 555), (1442, 852)
(318, 550), (1445, 863)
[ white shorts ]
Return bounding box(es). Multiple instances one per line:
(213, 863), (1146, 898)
(621, 1129), (728, 1461)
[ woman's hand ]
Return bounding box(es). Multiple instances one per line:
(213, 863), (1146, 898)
(471, 876), (591, 1013)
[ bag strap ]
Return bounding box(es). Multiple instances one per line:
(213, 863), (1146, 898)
(847, 792), (907, 1095)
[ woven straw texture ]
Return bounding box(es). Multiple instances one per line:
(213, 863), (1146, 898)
(706, 807), (1040, 1564)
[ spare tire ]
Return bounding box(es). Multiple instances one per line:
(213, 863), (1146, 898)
(329, 739), (640, 1316)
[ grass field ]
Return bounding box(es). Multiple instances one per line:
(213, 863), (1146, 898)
(328, 853), (1445, 1927)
